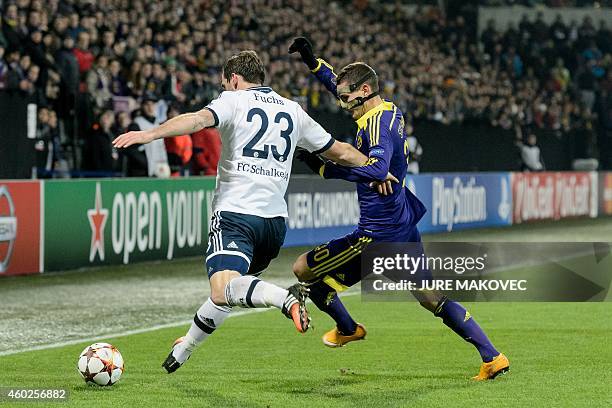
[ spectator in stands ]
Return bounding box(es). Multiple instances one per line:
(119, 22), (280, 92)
(6, 53), (29, 89)
(66, 12), (84, 41)
(114, 111), (132, 136)
(54, 34), (79, 135)
(83, 109), (119, 176)
(127, 94), (169, 177)
(2, 0), (610, 174)
(34, 106), (67, 177)
(109, 59), (127, 97)
(161, 59), (186, 104)
(100, 30), (115, 57)
(183, 69), (217, 110)
(2, 3), (21, 50)
(47, 109), (70, 178)
(147, 62), (166, 100)
(24, 63), (43, 101)
(517, 131), (545, 171)
(577, 59), (598, 110)
(127, 62), (151, 98)
(191, 127), (221, 176)
(55, 35), (79, 94)
(163, 104), (192, 176)
(34, 106), (52, 176)
(551, 58), (571, 91)
(73, 31), (93, 75)
(86, 54), (111, 109)
(111, 110), (133, 176)
(6, 54), (42, 103)
(23, 28), (51, 84)
(121, 112), (148, 177)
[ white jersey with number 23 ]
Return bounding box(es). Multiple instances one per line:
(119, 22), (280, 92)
(205, 86), (334, 218)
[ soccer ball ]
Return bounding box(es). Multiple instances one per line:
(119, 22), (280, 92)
(77, 342), (124, 386)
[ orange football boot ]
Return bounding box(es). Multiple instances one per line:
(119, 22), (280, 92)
(322, 323), (367, 347)
(472, 353), (510, 380)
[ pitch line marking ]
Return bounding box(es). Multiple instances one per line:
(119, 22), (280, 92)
(0, 292), (360, 357)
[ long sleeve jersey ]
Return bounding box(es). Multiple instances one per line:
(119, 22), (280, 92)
(311, 58), (426, 240)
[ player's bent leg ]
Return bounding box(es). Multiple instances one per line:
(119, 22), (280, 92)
(304, 278), (366, 348)
(408, 240), (509, 379)
(162, 296), (232, 374)
(212, 270), (310, 333)
(295, 251), (361, 339)
(431, 296), (509, 379)
(299, 233), (371, 346)
(307, 280), (362, 344)
(163, 271), (238, 373)
(292, 253), (317, 282)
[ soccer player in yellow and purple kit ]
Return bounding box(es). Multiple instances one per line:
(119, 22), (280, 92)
(289, 37), (509, 380)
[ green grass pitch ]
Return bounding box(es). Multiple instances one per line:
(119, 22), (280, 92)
(1, 218), (611, 407)
(2, 301), (611, 407)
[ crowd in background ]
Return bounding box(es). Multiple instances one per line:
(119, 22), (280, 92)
(480, 1), (612, 6)
(0, 0), (610, 176)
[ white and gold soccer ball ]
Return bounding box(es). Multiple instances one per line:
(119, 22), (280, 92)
(77, 342), (124, 386)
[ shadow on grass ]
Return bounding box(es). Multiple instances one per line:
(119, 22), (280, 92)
(169, 369), (474, 407)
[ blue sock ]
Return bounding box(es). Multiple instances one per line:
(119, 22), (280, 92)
(308, 281), (357, 335)
(435, 299), (499, 363)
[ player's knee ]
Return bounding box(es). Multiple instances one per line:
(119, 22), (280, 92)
(209, 269), (240, 306)
(292, 254), (312, 281)
(210, 290), (226, 306)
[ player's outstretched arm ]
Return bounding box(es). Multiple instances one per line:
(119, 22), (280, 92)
(112, 108), (215, 148)
(296, 143), (398, 189)
(320, 140), (368, 167)
(289, 37), (338, 97)
(288, 37), (318, 70)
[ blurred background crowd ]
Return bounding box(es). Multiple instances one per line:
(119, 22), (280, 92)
(0, 0), (610, 176)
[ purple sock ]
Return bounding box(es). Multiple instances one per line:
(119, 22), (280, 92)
(435, 299), (499, 363)
(308, 282), (357, 335)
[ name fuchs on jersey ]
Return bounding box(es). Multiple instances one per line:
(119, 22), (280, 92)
(253, 92), (285, 105)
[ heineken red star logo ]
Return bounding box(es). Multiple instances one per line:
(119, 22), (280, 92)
(87, 183), (108, 262)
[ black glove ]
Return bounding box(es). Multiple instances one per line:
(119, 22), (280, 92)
(288, 37), (318, 70)
(295, 148), (325, 175)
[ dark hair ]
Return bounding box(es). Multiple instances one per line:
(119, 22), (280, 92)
(222, 50), (265, 85)
(337, 62), (379, 92)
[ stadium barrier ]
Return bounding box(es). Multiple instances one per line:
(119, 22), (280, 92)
(285, 176), (359, 246)
(511, 172), (598, 224)
(405, 173), (513, 233)
(0, 172), (607, 276)
(0, 181), (42, 276)
(0, 92), (35, 179)
(600, 172), (612, 217)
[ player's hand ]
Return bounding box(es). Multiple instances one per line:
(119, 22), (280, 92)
(112, 130), (156, 148)
(370, 173), (399, 196)
(296, 148), (325, 175)
(385, 172), (399, 184)
(371, 180), (392, 195)
(289, 37), (312, 54)
(288, 37), (318, 70)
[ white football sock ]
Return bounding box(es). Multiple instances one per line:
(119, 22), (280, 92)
(173, 298), (231, 363)
(225, 275), (287, 309)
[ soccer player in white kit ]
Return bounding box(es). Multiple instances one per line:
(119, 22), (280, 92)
(113, 50), (388, 373)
